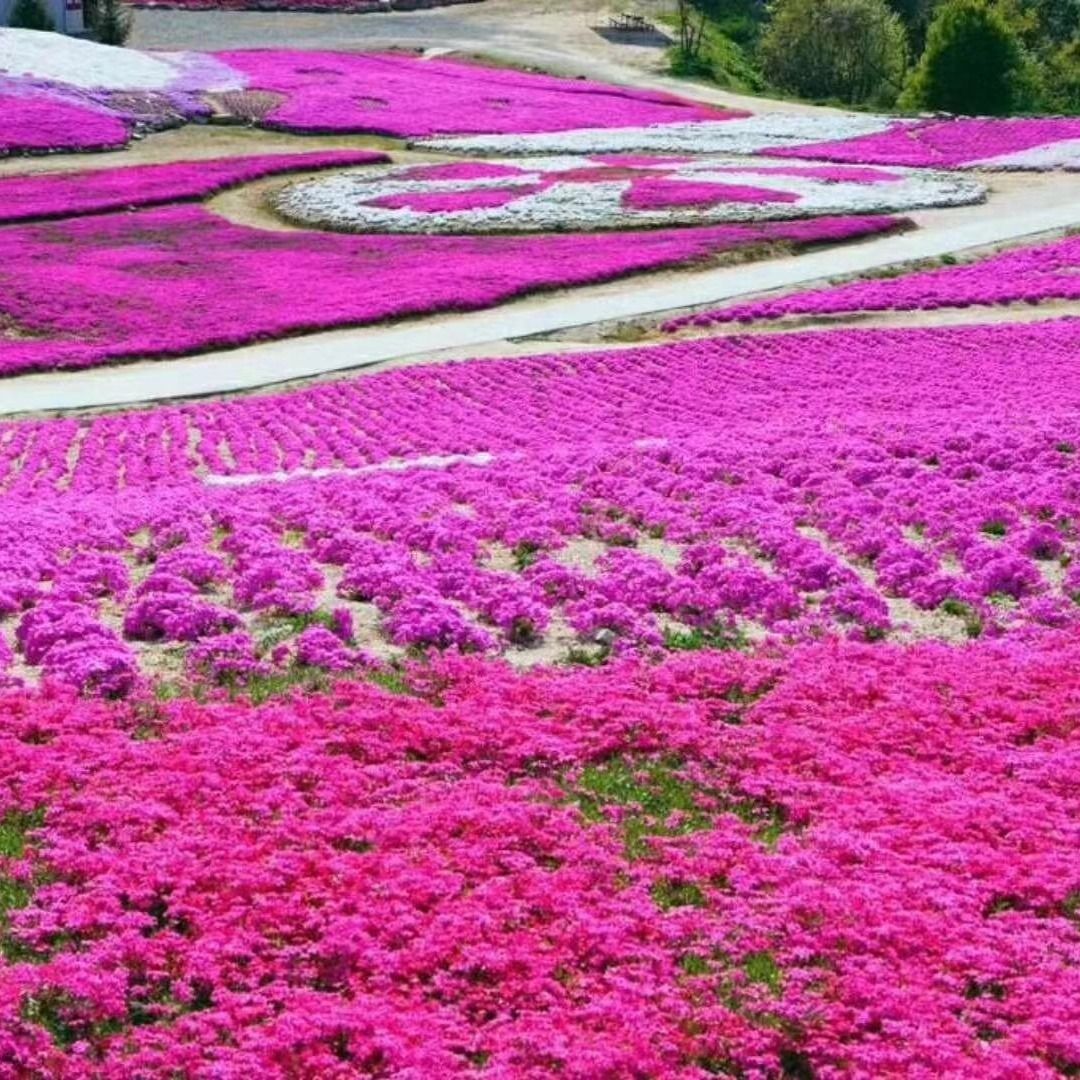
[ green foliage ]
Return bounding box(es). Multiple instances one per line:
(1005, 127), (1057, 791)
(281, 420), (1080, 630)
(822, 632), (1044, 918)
(1039, 36), (1080, 111)
(8, 0), (54, 30)
(91, 0), (132, 45)
(663, 623), (749, 652)
(901, 0), (1024, 113)
(760, 0), (910, 104)
(667, 5), (766, 91)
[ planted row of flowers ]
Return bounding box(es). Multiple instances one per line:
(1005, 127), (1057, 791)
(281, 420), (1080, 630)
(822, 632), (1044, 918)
(0, 321), (1078, 693)
(0, 638), (1077, 1075)
(0, 207), (898, 377)
(664, 233), (1080, 330)
(0, 150), (387, 224)
(421, 113), (1080, 171)
(274, 155), (981, 234)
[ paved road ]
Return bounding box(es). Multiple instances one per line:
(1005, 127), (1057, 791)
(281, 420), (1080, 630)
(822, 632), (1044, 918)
(4, 171), (1078, 416)
(130, 0), (839, 116)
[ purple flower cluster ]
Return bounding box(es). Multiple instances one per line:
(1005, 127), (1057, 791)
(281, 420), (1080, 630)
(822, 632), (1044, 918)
(1, 320), (1079, 692)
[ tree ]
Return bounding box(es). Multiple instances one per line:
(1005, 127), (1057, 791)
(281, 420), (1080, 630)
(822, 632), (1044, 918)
(901, 0), (1024, 113)
(8, 0), (54, 30)
(674, 0), (710, 69)
(91, 0), (132, 45)
(759, 0), (909, 104)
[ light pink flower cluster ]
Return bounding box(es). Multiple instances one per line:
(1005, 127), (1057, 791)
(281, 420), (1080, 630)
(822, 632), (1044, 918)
(664, 233), (1080, 329)
(0, 639), (1077, 1074)
(0, 208), (897, 376)
(1, 321), (1079, 689)
(0, 150), (387, 224)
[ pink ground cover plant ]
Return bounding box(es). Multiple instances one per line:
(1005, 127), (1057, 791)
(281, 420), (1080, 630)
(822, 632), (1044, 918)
(767, 116), (1080, 168)
(664, 233), (1080, 329)
(0, 89), (130, 156)
(214, 50), (736, 137)
(0, 150), (387, 224)
(0, 209), (901, 376)
(1, 320), (1079, 691)
(0, 638), (1077, 1075)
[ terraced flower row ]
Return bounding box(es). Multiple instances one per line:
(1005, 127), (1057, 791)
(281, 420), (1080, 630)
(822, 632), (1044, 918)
(1, 322), (1078, 694)
(275, 155), (981, 234)
(0, 640), (1077, 1075)
(0, 150), (388, 224)
(664, 233), (1080, 330)
(0, 208), (897, 377)
(424, 114), (1080, 171)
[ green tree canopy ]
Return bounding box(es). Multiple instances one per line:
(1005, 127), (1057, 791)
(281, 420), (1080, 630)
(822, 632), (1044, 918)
(901, 0), (1025, 113)
(760, 0), (909, 104)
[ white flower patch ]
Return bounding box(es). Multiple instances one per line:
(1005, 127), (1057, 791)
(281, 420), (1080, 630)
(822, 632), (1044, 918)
(274, 155), (985, 235)
(412, 113), (904, 156)
(0, 28), (242, 93)
(968, 138), (1080, 171)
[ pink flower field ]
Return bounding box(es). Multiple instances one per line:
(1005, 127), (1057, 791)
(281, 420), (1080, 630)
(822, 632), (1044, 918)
(0, 208), (901, 376)
(767, 116), (1080, 169)
(664, 233), (1080, 330)
(0, 639), (1077, 1076)
(0, 150), (388, 223)
(1, 31), (1079, 1080)
(2, 320), (1080, 693)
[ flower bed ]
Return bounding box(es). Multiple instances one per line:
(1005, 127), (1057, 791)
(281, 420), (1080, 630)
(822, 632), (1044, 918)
(0, 150), (388, 224)
(0, 32), (736, 155)
(415, 112), (894, 156)
(0, 89), (130, 156)
(767, 116), (1080, 170)
(0, 209), (901, 376)
(419, 112), (1080, 171)
(276, 155), (982, 234)
(213, 50), (734, 137)
(664, 233), (1080, 330)
(0, 639), (1077, 1075)
(1, 320), (1079, 691)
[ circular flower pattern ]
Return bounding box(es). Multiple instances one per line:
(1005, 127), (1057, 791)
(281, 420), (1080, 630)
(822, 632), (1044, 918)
(274, 155), (985, 234)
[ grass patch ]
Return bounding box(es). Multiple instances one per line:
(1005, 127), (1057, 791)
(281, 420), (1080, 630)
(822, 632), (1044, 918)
(663, 623), (749, 653)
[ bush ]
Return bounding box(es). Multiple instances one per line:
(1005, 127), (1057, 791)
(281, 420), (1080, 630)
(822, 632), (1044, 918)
(901, 0), (1024, 114)
(8, 0), (54, 30)
(1039, 36), (1080, 111)
(759, 0), (910, 105)
(91, 0), (132, 45)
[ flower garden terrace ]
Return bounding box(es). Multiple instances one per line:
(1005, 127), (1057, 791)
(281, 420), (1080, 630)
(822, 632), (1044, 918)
(1, 320), (1080, 695)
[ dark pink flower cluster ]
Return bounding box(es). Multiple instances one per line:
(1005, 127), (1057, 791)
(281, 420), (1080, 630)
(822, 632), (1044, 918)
(0, 88), (130, 156)
(664, 233), (1080, 329)
(1, 321), (1079, 689)
(0, 150), (387, 224)
(0, 209), (898, 376)
(768, 115), (1080, 168)
(215, 50), (736, 137)
(0, 639), (1077, 1074)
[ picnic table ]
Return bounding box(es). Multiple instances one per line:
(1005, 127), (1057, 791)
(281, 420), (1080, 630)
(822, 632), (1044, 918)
(608, 11), (656, 33)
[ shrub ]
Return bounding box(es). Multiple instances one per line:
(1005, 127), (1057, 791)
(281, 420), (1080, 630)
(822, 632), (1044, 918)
(760, 0), (909, 105)
(8, 0), (54, 30)
(91, 0), (132, 44)
(901, 0), (1024, 114)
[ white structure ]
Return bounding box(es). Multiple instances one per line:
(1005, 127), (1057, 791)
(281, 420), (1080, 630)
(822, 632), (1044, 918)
(0, 0), (84, 35)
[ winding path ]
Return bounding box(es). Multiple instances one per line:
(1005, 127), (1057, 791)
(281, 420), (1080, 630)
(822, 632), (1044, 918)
(3, 171), (1078, 416)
